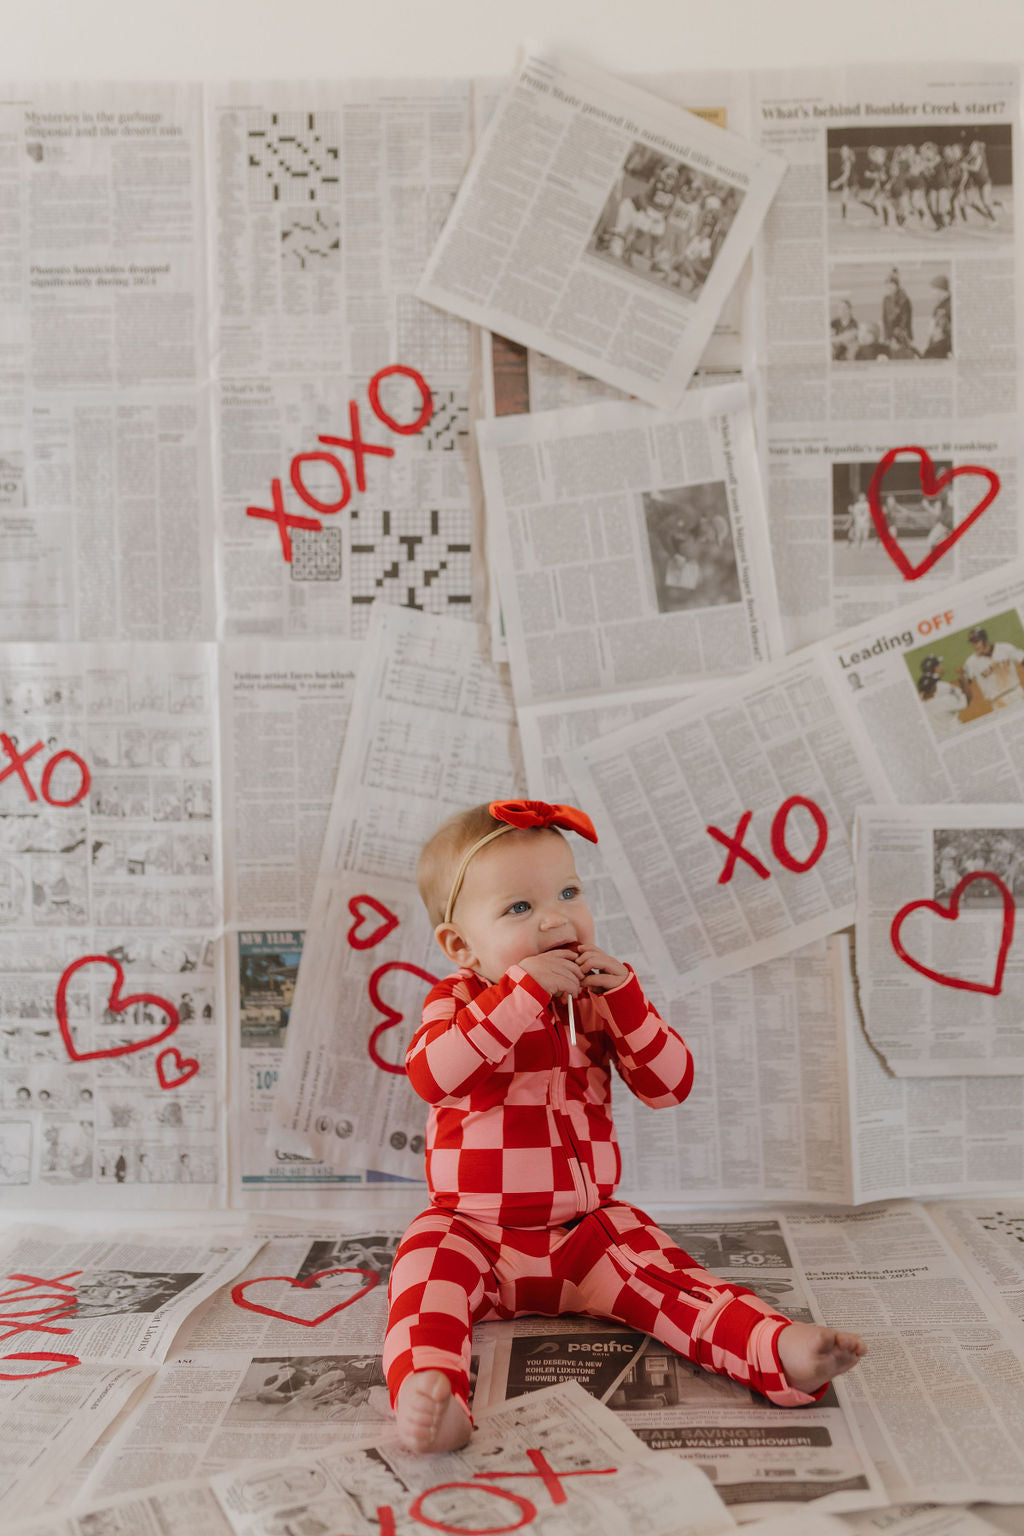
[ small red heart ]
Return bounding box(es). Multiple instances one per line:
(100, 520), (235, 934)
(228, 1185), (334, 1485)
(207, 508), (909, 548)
(155, 1046), (200, 1090)
(367, 961), (439, 1075)
(347, 894), (400, 950)
(231, 1268), (379, 1326)
(890, 871), (1015, 995)
(0, 1351), (81, 1380)
(868, 447), (1000, 581)
(56, 956), (179, 1062)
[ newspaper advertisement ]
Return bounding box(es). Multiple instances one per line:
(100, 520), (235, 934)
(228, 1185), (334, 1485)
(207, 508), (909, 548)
(566, 648), (891, 996)
(752, 63), (1022, 650)
(420, 50), (784, 409)
(0, 643), (224, 1208)
(0, 82), (215, 644)
(854, 805), (1024, 1077)
(208, 80), (480, 639)
(476, 1213), (883, 1519)
(210, 1381), (735, 1536)
(269, 605), (522, 1181)
(0, 1225), (259, 1519)
(475, 384), (784, 712)
(788, 1201), (1024, 1505)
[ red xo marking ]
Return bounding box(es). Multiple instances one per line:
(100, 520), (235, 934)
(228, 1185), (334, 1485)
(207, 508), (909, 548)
(56, 956), (179, 1062)
(0, 1351), (81, 1380)
(867, 447), (1000, 582)
(891, 870), (1015, 995)
(247, 365), (434, 562)
(231, 1267), (379, 1326)
(347, 894), (400, 950)
(0, 1271), (82, 1379)
(708, 796), (829, 884)
(368, 961), (439, 1074)
(155, 1046), (200, 1090)
(0, 733), (90, 806)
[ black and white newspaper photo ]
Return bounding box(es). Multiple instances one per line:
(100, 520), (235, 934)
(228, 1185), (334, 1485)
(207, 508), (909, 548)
(419, 49), (785, 408)
(854, 804), (1024, 1077)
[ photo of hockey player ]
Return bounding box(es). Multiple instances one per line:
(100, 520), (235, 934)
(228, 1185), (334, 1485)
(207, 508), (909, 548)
(904, 608), (1024, 739)
(587, 141), (744, 297)
(643, 481), (742, 612)
(932, 827), (1024, 904)
(826, 125), (1012, 250)
(830, 260), (953, 361)
(832, 456), (953, 585)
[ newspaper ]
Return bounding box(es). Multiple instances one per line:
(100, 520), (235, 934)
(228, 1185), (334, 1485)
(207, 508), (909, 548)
(475, 384), (784, 712)
(269, 605), (522, 1183)
(926, 1197), (1024, 1332)
(475, 1212), (883, 1519)
(210, 1381), (735, 1536)
(208, 79), (480, 639)
(854, 805), (1024, 1077)
(0, 82), (215, 645)
(0, 642), (224, 1208)
(420, 49), (784, 409)
(9, 1483), (234, 1536)
(751, 63), (1023, 650)
(843, 1508), (1014, 1535)
(0, 1225), (258, 1519)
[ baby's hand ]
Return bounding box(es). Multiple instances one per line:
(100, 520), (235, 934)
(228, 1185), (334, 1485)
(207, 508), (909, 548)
(577, 945), (629, 992)
(518, 947), (585, 999)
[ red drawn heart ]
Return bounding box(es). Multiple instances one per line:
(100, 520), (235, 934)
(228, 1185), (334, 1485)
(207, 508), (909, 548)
(367, 961), (439, 1075)
(0, 1351), (81, 1380)
(890, 871), (1015, 995)
(347, 893), (400, 950)
(868, 447), (1000, 581)
(55, 956), (179, 1062)
(155, 1046), (200, 1090)
(231, 1268), (379, 1326)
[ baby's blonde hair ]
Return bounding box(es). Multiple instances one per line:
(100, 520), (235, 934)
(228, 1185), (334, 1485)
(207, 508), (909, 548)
(417, 804), (506, 928)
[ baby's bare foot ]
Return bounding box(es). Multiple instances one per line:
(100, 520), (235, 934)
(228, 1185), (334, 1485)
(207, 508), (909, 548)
(394, 1370), (472, 1454)
(777, 1323), (867, 1394)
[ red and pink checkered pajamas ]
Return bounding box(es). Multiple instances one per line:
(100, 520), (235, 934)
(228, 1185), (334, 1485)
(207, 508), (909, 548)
(384, 963), (823, 1415)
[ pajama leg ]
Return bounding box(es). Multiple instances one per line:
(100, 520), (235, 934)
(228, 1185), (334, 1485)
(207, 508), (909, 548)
(383, 1207), (499, 1416)
(564, 1203), (826, 1407)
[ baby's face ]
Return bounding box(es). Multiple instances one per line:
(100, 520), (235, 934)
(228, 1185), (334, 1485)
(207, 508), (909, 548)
(444, 829), (595, 984)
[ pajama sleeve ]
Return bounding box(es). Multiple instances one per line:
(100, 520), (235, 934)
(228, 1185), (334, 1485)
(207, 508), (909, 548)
(598, 967), (694, 1108)
(406, 966), (552, 1104)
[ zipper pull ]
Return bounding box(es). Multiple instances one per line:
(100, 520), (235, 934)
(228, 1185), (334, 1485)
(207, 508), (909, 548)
(566, 992), (576, 1048)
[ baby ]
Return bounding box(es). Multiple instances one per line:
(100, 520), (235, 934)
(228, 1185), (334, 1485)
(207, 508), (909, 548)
(383, 799), (865, 1453)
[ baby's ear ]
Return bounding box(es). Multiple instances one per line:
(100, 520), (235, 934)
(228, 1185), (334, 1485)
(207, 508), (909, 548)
(434, 922), (470, 966)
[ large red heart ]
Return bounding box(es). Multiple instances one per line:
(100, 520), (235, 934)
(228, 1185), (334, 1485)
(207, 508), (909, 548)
(890, 871), (1015, 995)
(868, 447), (1000, 581)
(231, 1268), (379, 1326)
(155, 1046), (199, 1090)
(367, 961), (439, 1075)
(347, 893), (400, 950)
(56, 956), (179, 1062)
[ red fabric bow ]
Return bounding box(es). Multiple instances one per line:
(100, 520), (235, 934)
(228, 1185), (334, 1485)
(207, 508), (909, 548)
(488, 799), (598, 844)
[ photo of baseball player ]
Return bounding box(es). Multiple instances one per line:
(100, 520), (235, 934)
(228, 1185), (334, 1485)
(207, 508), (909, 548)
(830, 261), (953, 362)
(831, 457), (953, 585)
(588, 141), (744, 298)
(826, 125), (1012, 250)
(904, 609), (1024, 740)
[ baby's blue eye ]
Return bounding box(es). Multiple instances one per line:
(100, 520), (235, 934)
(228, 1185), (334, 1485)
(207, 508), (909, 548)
(560, 885), (580, 900)
(507, 900), (530, 915)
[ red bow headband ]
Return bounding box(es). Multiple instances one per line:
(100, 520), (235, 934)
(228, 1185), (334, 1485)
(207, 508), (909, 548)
(442, 800), (598, 925)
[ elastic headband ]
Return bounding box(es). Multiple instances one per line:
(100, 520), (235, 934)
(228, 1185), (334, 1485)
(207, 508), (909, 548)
(442, 799), (598, 925)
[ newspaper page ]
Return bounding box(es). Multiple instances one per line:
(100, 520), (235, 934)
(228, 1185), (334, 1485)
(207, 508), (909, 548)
(208, 79), (480, 639)
(420, 49), (784, 409)
(0, 642), (224, 1208)
(926, 1197), (1024, 1333)
(567, 647), (891, 996)
(0, 82), (214, 643)
(843, 1508), (1014, 1535)
(269, 605), (522, 1183)
(476, 1212), (883, 1519)
(475, 384), (784, 711)
(751, 63), (1022, 651)
(854, 805), (1024, 1077)
(789, 1202), (1024, 1506)
(9, 1482), (233, 1536)
(210, 1381), (735, 1536)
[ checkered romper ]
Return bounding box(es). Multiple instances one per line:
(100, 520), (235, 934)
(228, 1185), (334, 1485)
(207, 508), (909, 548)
(383, 965), (822, 1416)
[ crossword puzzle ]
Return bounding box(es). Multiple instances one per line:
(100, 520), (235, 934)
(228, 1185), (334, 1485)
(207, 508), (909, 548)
(290, 527), (343, 582)
(350, 504), (472, 634)
(422, 388), (470, 453)
(247, 111), (340, 203)
(281, 208), (340, 269)
(396, 294), (472, 375)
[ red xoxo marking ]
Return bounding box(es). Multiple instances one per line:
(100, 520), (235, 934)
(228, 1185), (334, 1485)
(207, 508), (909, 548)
(868, 447), (1000, 581)
(56, 956), (179, 1063)
(231, 1268), (379, 1326)
(347, 894), (400, 950)
(155, 1046), (200, 1090)
(367, 961), (439, 1074)
(891, 871), (1015, 995)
